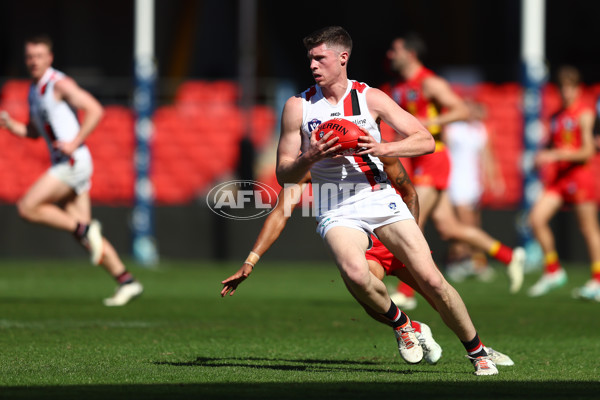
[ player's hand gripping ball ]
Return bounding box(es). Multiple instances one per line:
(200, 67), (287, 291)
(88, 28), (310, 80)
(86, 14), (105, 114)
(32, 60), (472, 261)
(317, 118), (364, 156)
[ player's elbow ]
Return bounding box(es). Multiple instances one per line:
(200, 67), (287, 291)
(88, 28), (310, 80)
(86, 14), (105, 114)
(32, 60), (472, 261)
(399, 189), (416, 203)
(582, 147), (595, 162)
(93, 103), (104, 122)
(275, 166), (295, 187)
(457, 103), (470, 122)
(275, 170), (286, 187)
(422, 132), (436, 155)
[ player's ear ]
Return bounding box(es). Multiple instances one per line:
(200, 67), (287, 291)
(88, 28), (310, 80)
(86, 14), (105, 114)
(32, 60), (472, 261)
(340, 51), (349, 66)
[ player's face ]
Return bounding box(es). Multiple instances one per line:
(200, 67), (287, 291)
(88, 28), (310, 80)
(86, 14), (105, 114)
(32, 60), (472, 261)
(387, 39), (410, 72)
(559, 82), (579, 106)
(308, 43), (345, 87)
(25, 43), (53, 81)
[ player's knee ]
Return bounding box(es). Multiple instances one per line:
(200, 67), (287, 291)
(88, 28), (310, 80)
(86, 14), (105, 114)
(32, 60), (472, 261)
(434, 218), (458, 241)
(579, 222), (600, 239)
(340, 262), (370, 289)
(528, 212), (544, 230)
(437, 225), (454, 241)
(417, 272), (447, 299)
(16, 198), (35, 221)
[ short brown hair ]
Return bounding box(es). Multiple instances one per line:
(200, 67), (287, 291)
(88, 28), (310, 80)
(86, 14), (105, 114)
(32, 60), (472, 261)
(303, 26), (352, 56)
(25, 34), (53, 52)
(399, 32), (427, 60)
(556, 65), (581, 86)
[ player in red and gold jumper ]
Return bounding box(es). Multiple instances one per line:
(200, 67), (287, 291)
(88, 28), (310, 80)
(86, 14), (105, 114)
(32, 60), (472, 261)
(528, 66), (600, 299)
(380, 34), (525, 305)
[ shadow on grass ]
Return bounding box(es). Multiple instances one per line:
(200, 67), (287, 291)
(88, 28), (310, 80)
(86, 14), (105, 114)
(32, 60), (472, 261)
(3, 381), (600, 400)
(153, 355), (427, 374)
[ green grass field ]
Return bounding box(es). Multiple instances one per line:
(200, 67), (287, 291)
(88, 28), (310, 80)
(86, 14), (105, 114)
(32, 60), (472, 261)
(1, 259), (599, 399)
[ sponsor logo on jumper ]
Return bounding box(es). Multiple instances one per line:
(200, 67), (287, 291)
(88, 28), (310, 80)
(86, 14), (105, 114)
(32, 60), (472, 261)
(308, 118), (322, 132)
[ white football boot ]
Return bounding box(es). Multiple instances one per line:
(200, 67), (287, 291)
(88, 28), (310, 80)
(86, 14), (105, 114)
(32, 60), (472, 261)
(527, 269), (567, 297)
(572, 279), (600, 301)
(507, 247), (525, 293)
(103, 281), (144, 307)
(86, 219), (104, 265)
(445, 259), (476, 283)
(415, 321), (443, 364)
(468, 355), (498, 376)
(394, 324), (423, 364)
(484, 346), (514, 366)
(389, 291), (417, 310)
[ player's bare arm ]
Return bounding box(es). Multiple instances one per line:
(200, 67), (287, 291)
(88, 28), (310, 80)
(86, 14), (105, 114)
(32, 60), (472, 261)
(0, 111), (39, 138)
(53, 77), (104, 156)
(536, 110), (596, 166)
(422, 76), (469, 126)
(481, 135), (505, 197)
(221, 173), (311, 297)
(357, 88), (434, 157)
(221, 154), (421, 297)
(276, 96), (340, 186)
(381, 157), (419, 221)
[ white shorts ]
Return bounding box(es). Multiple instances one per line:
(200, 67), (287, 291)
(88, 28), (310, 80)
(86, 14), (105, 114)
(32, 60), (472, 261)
(316, 187), (414, 240)
(448, 178), (482, 207)
(48, 146), (93, 194)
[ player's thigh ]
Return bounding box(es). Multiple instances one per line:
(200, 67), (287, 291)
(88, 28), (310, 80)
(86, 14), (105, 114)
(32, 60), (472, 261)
(20, 171), (75, 208)
(367, 259), (386, 281)
(375, 220), (439, 279)
(430, 190), (461, 235)
(323, 226), (370, 273)
(378, 222), (445, 294)
(454, 204), (480, 227)
(64, 191), (92, 224)
(573, 202), (600, 235)
(415, 185), (441, 227)
(530, 191), (562, 225)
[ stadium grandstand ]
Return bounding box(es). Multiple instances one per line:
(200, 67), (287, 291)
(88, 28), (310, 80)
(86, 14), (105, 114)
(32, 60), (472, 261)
(3, 78), (600, 207)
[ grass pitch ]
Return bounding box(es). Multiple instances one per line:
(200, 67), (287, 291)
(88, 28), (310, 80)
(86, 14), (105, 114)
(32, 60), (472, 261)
(0, 259), (599, 399)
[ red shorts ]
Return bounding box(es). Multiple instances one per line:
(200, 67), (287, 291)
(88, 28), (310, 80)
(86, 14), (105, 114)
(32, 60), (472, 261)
(545, 165), (595, 204)
(411, 144), (451, 191)
(365, 237), (405, 275)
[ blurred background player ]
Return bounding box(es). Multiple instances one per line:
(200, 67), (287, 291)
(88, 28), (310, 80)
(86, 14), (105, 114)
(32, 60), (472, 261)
(445, 100), (505, 282)
(594, 91), (600, 150)
(0, 35), (142, 306)
(528, 66), (600, 299)
(380, 33), (524, 307)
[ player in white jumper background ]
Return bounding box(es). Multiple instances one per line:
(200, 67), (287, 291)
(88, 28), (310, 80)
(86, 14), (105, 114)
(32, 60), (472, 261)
(0, 35), (142, 306)
(445, 100), (505, 281)
(276, 26), (498, 375)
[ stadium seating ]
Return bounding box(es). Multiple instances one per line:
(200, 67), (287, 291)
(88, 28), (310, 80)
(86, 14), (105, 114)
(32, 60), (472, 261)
(1, 78), (600, 207)
(0, 79), (277, 205)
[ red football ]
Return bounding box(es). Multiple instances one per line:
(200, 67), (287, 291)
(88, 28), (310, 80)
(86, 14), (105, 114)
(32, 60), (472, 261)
(317, 118), (364, 155)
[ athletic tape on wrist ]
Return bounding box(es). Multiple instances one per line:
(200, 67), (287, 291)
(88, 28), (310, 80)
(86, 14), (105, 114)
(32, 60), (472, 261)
(245, 251), (260, 268)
